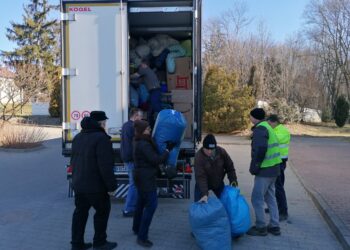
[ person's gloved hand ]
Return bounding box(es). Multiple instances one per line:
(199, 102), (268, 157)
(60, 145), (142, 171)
(230, 180), (238, 187)
(108, 189), (118, 196)
(165, 141), (176, 151)
(198, 195), (208, 203)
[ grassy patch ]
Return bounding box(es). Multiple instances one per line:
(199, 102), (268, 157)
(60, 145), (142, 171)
(286, 122), (350, 137)
(0, 123), (47, 149)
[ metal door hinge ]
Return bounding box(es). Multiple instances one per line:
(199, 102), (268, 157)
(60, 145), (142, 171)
(61, 13), (76, 21)
(62, 68), (78, 76)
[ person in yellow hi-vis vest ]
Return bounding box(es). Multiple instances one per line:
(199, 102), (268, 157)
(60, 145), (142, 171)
(247, 108), (282, 237)
(267, 114), (291, 222)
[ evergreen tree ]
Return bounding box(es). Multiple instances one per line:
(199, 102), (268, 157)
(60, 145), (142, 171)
(203, 66), (255, 133)
(2, 0), (61, 117)
(334, 96), (349, 128)
(3, 0), (57, 65)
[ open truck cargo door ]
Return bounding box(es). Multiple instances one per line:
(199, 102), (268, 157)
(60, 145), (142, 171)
(61, 1), (129, 156)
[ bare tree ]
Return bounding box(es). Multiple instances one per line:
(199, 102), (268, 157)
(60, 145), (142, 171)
(304, 0), (350, 108)
(201, 0), (331, 118)
(0, 62), (48, 125)
(203, 18), (227, 70)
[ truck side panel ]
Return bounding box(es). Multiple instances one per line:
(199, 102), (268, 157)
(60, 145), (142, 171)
(62, 2), (128, 144)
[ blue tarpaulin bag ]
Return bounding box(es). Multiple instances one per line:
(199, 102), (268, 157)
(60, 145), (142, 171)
(152, 110), (186, 178)
(220, 186), (251, 237)
(189, 197), (231, 250)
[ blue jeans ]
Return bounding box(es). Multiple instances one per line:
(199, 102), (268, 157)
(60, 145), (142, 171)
(150, 88), (161, 113)
(251, 176), (279, 228)
(275, 160), (288, 215)
(132, 190), (158, 241)
(124, 162), (137, 213)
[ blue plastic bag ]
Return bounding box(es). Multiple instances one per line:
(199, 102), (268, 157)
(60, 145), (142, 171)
(220, 186), (251, 237)
(189, 197), (231, 250)
(152, 109), (186, 168)
(166, 44), (186, 73)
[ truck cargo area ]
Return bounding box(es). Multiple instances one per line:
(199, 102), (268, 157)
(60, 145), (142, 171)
(127, 0), (197, 149)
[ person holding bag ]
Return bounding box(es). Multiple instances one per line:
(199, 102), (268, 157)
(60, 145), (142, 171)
(194, 134), (238, 203)
(132, 120), (175, 248)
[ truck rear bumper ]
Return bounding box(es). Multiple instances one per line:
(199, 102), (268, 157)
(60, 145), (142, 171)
(67, 169), (192, 199)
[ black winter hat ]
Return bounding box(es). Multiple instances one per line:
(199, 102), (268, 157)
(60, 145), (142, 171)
(267, 114), (280, 123)
(90, 111), (108, 121)
(134, 120), (149, 136)
(203, 134), (217, 149)
(250, 108), (265, 120)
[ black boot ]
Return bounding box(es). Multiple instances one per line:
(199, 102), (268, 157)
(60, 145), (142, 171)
(93, 241), (117, 250)
(137, 238), (153, 248)
(267, 226), (281, 236)
(71, 242), (92, 250)
(246, 226), (268, 236)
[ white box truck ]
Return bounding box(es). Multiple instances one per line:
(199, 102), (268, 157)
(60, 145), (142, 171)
(61, 0), (202, 199)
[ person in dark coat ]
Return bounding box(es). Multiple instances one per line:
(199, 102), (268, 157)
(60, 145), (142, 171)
(120, 108), (143, 217)
(132, 120), (174, 248)
(70, 111), (118, 250)
(194, 134), (238, 203)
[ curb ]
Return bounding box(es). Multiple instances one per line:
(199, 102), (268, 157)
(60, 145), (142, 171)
(290, 160), (350, 250)
(0, 144), (45, 153)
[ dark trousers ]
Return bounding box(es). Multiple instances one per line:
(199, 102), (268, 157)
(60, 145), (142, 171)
(194, 182), (224, 202)
(132, 190), (158, 241)
(275, 159), (288, 215)
(148, 88), (161, 127)
(71, 192), (111, 247)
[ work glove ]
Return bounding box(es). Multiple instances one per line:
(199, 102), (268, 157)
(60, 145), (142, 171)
(230, 180), (238, 187)
(108, 189), (118, 197)
(165, 141), (176, 151)
(198, 195), (208, 203)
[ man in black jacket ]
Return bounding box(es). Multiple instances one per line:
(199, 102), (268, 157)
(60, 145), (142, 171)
(70, 111), (118, 250)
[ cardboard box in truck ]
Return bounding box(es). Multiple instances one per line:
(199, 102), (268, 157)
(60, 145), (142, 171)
(171, 89), (193, 103)
(167, 57), (192, 90)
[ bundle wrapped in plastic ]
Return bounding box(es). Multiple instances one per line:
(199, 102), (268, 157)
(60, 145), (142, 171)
(130, 50), (141, 68)
(152, 109), (186, 177)
(181, 40), (192, 57)
(149, 34), (179, 57)
(135, 44), (151, 58)
(220, 186), (251, 237)
(166, 44), (186, 73)
(189, 197), (232, 250)
(130, 37), (138, 49)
